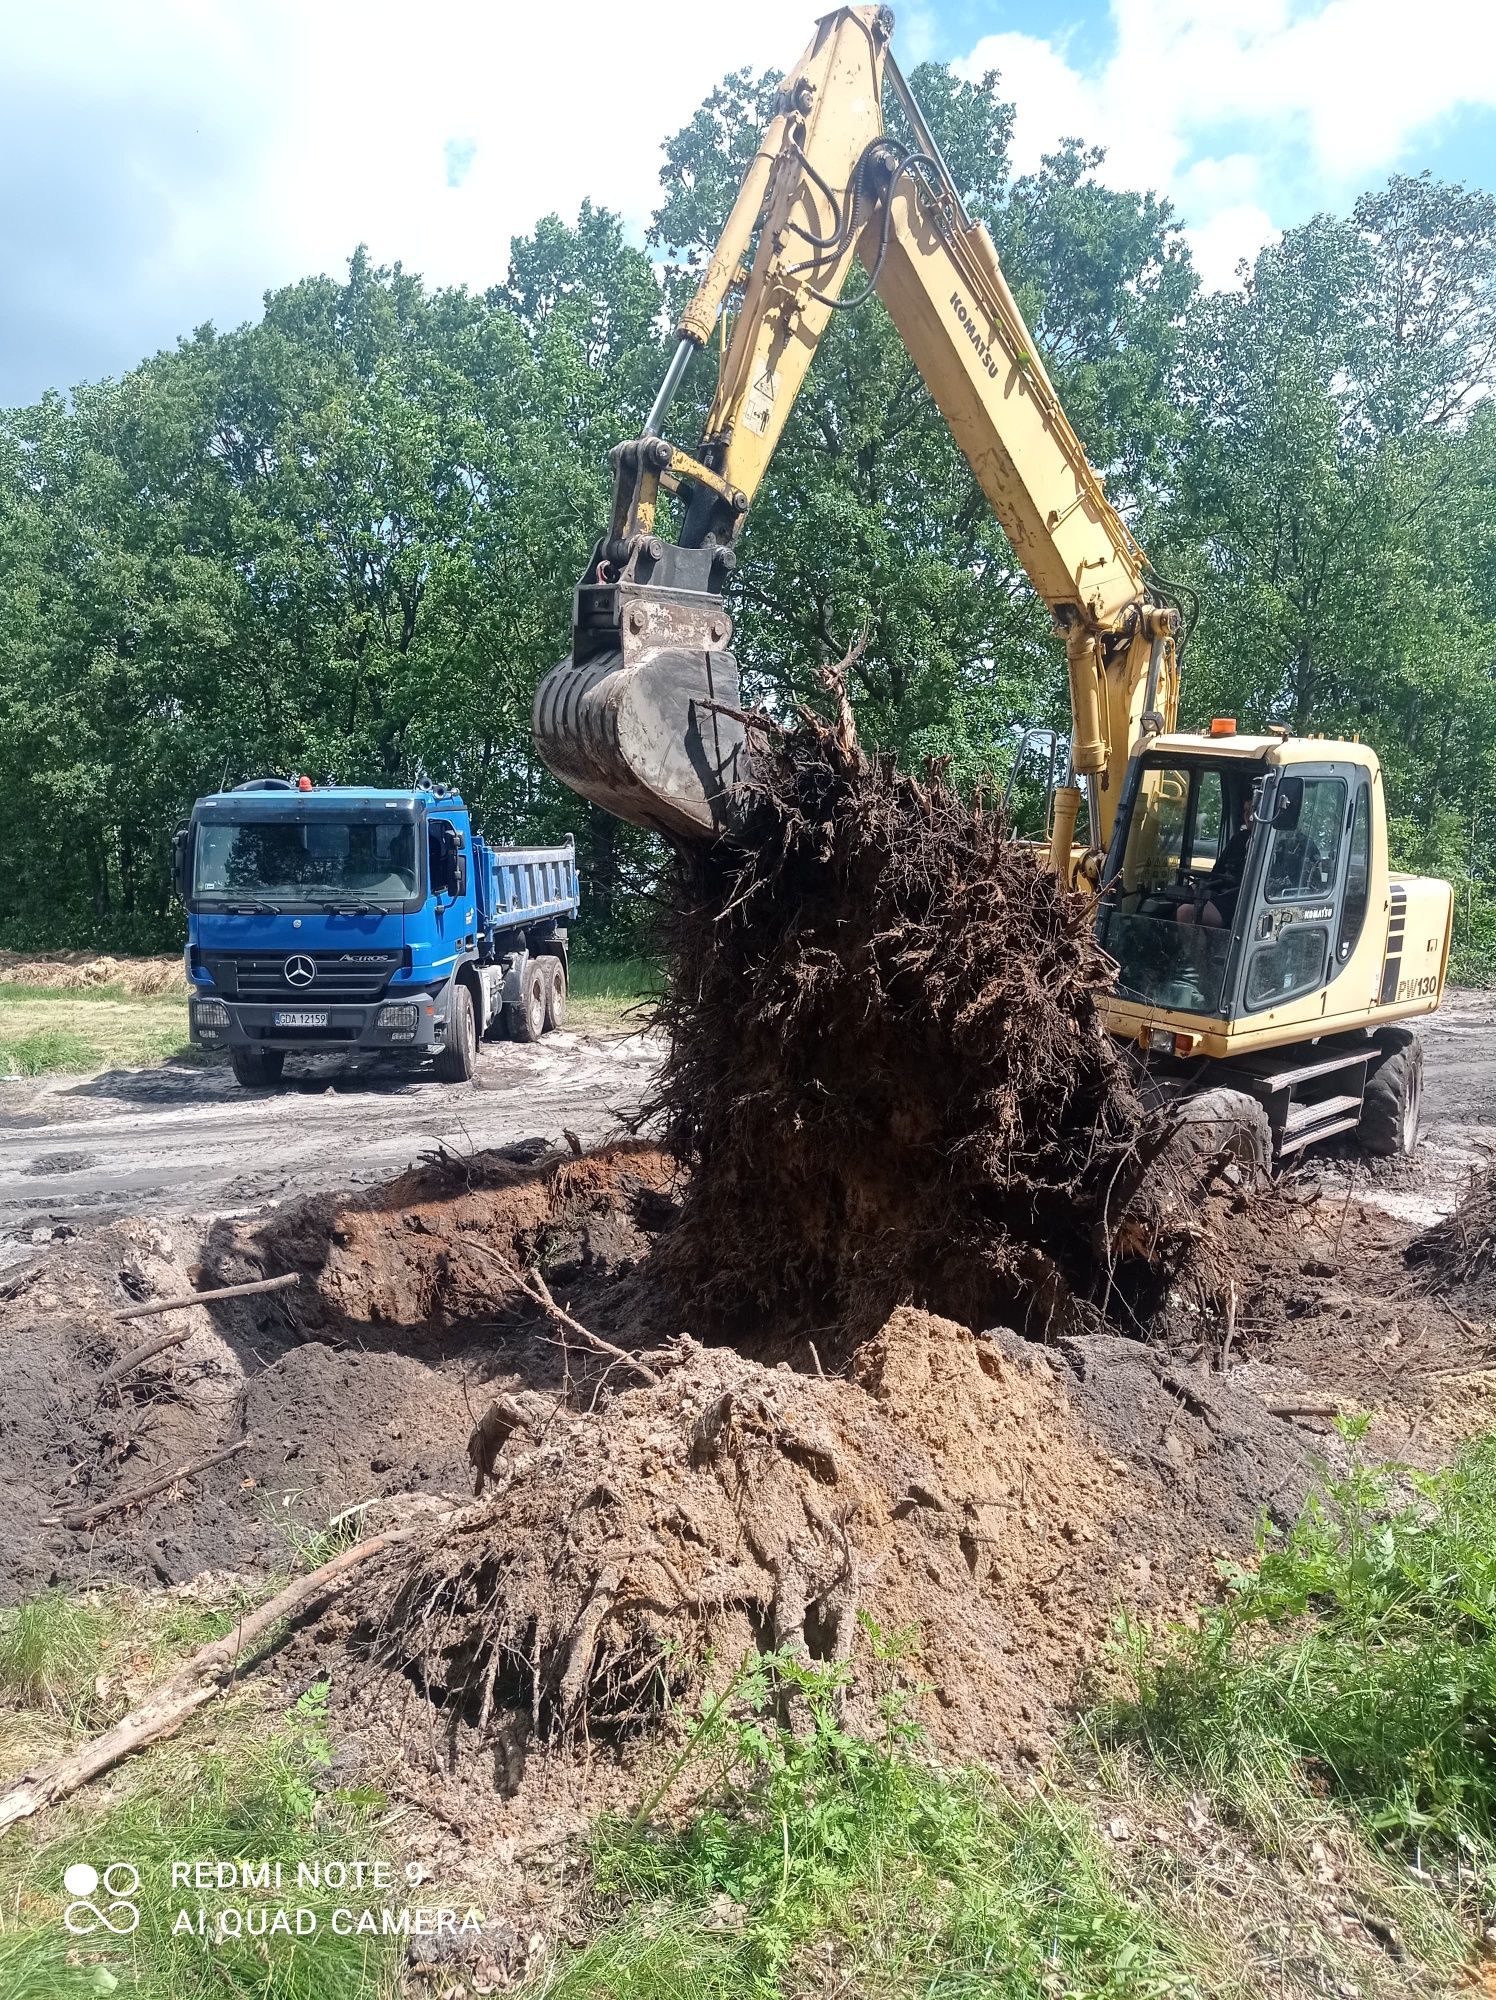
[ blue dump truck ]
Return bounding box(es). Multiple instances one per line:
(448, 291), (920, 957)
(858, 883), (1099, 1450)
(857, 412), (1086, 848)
(174, 778), (579, 1087)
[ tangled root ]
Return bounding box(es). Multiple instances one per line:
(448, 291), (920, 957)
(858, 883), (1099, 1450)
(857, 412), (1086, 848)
(377, 1342), (867, 1741)
(649, 710), (1158, 1337)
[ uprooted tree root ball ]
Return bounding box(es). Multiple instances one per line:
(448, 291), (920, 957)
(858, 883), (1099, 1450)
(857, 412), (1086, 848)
(650, 705), (1176, 1339)
(368, 1307), (1308, 1762)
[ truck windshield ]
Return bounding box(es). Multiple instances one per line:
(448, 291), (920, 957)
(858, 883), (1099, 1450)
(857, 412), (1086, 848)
(193, 817), (419, 906)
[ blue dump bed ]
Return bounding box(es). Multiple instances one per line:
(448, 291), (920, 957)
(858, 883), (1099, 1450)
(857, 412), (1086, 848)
(476, 838), (579, 938)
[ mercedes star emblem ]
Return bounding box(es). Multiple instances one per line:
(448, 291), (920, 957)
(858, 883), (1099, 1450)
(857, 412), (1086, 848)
(283, 954), (316, 987)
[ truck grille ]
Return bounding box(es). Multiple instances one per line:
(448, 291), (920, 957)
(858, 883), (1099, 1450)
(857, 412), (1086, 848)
(205, 950), (402, 1003)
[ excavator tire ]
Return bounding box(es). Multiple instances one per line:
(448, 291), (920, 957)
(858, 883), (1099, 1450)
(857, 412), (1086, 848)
(537, 954), (567, 1032)
(1158, 1086), (1273, 1180)
(503, 961), (548, 1045)
(230, 1047), (285, 1089)
(1359, 1028), (1423, 1158)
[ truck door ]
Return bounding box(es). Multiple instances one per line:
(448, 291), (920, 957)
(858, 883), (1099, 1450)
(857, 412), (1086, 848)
(1237, 764), (1358, 1015)
(427, 819), (470, 963)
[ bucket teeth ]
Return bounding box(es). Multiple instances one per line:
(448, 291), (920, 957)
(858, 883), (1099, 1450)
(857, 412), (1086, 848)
(533, 597), (747, 842)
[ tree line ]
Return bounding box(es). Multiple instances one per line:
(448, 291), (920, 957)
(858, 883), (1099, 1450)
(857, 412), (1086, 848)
(1, 64), (1493, 963)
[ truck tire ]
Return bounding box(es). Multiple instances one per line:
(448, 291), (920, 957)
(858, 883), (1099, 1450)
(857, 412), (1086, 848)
(503, 960), (547, 1044)
(1359, 1029), (1423, 1158)
(230, 1047), (285, 1089)
(434, 981), (477, 1083)
(538, 955), (566, 1032)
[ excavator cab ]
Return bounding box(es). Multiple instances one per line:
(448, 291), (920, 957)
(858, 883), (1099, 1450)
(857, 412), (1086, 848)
(1099, 745), (1371, 1024)
(1097, 732), (1447, 1059)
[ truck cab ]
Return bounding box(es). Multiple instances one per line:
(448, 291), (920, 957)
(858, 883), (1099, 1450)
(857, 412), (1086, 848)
(176, 779), (578, 1086)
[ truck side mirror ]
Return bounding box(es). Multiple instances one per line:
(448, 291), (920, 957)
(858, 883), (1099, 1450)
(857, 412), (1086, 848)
(171, 824), (192, 900)
(430, 822), (465, 896)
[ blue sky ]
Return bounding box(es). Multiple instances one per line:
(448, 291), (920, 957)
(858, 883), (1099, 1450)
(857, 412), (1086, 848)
(2, 0), (1493, 408)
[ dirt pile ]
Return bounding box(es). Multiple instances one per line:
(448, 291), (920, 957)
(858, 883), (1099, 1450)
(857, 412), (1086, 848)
(651, 710), (1167, 1340)
(0, 949), (186, 995)
(367, 1302), (1311, 1771)
(0, 1143), (680, 1598)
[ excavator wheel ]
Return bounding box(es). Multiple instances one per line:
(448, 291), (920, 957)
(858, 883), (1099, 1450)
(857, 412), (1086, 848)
(1359, 1028), (1423, 1158)
(1156, 1086), (1273, 1181)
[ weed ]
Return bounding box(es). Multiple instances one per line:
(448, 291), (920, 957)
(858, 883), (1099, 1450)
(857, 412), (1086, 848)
(0, 1027), (100, 1077)
(552, 1648), (1195, 1999)
(0, 1593), (114, 1719)
(1100, 1426), (1496, 1891)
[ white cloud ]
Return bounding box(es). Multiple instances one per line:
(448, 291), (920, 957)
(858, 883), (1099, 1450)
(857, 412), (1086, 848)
(957, 0), (1496, 289)
(0, 0), (821, 403)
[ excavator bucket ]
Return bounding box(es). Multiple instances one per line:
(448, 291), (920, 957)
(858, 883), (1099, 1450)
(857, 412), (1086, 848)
(533, 584), (748, 843)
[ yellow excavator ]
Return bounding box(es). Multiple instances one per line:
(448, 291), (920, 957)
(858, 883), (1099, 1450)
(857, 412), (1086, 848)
(535, 4), (1452, 1164)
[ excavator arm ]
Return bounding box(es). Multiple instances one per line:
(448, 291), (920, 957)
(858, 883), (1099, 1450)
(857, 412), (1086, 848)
(533, 4), (1179, 858)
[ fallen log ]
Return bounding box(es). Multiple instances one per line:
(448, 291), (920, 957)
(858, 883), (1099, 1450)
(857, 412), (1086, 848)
(113, 1270), (300, 1322)
(44, 1438), (251, 1530)
(1262, 1396), (1357, 1421)
(0, 1515), (450, 1836)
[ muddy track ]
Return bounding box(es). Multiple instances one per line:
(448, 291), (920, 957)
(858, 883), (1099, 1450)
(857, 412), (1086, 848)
(0, 1031), (662, 1265)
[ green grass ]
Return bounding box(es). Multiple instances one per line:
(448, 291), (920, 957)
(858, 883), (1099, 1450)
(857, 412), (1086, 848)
(0, 1593), (115, 1720)
(0, 1683), (399, 2000)
(552, 1645), (1197, 2000)
(0, 982), (172, 1006)
(1098, 1420), (1496, 1895)
(0, 1585), (399, 2000)
(0, 1027), (103, 1076)
(567, 956), (660, 1031)
(0, 990), (193, 1076)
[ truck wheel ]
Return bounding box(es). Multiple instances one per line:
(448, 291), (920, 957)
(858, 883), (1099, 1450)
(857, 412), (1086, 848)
(538, 955), (566, 1032)
(1360, 1029), (1423, 1157)
(503, 961), (547, 1044)
(230, 1047), (285, 1089)
(434, 982), (477, 1083)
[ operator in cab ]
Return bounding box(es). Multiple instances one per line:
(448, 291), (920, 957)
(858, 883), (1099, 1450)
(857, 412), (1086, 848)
(1177, 788), (1255, 931)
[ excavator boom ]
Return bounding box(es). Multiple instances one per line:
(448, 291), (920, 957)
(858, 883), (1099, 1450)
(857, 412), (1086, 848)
(534, 4), (1177, 846)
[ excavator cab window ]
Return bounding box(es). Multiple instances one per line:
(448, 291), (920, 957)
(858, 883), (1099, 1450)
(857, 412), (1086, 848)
(1099, 755), (1267, 1016)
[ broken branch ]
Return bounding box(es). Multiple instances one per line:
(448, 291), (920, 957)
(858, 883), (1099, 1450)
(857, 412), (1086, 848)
(0, 1514), (451, 1835)
(113, 1271), (300, 1322)
(459, 1237), (660, 1386)
(45, 1438), (252, 1531)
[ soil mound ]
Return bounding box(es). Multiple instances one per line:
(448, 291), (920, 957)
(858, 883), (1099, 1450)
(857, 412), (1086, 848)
(651, 713), (1163, 1340)
(0, 949), (186, 995)
(369, 1304), (1311, 1771)
(1407, 1161), (1496, 1310)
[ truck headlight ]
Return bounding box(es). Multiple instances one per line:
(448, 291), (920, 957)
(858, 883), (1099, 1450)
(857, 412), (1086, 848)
(378, 1002), (419, 1039)
(193, 999), (228, 1035)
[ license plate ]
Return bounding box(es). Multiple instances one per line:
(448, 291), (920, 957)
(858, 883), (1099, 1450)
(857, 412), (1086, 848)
(273, 1010), (329, 1028)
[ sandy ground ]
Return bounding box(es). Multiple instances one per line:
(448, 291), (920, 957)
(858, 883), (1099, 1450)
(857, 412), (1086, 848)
(0, 1031), (662, 1265)
(0, 991), (1488, 1269)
